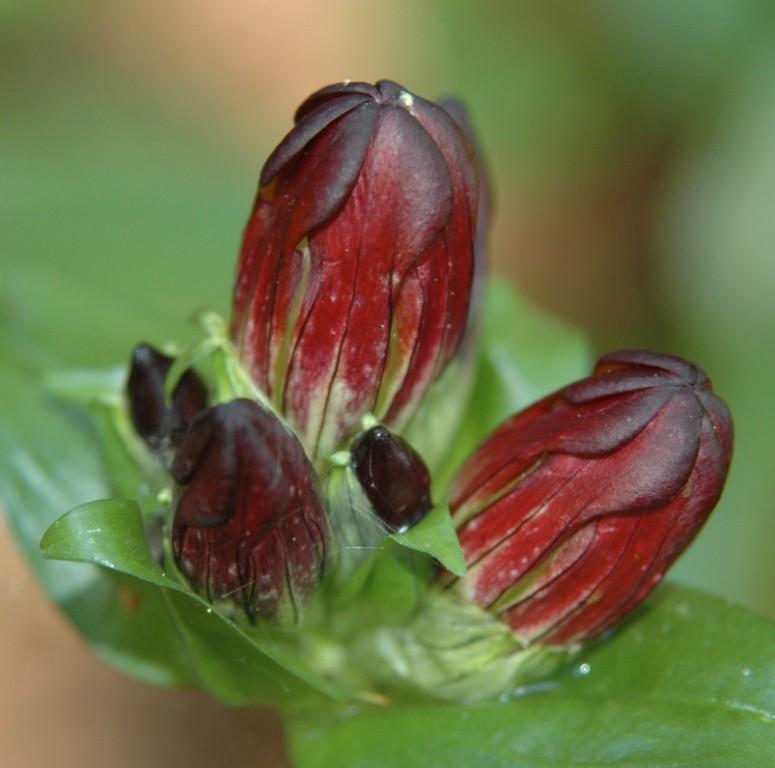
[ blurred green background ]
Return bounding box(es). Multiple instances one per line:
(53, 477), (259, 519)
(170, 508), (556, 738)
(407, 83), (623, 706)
(2, 0), (774, 625)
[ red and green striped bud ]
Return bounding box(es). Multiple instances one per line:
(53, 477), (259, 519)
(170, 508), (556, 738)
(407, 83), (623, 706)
(171, 398), (330, 623)
(232, 80), (480, 460)
(447, 350), (733, 647)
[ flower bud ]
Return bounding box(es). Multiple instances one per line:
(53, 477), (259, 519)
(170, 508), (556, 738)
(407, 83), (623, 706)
(126, 343), (208, 448)
(437, 97), (491, 280)
(171, 398), (330, 623)
(232, 80), (480, 459)
(447, 350), (733, 647)
(350, 426), (432, 533)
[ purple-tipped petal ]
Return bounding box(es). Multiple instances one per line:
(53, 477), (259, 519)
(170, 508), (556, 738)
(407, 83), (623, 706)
(126, 343), (208, 448)
(447, 350), (734, 647)
(171, 398), (330, 622)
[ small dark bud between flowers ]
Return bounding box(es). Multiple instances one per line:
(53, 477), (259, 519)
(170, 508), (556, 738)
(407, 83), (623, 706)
(126, 343), (208, 447)
(171, 398), (330, 622)
(232, 80), (480, 459)
(350, 426), (432, 532)
(448, 350), (733, 647)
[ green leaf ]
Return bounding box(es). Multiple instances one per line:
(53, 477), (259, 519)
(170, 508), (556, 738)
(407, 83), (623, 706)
(45, 365), (169, 514)
(58, 574), (197, 689)
(41, 499), (175, 587)
(43, 366), (127, 405)
(40, 498), (349, 706)
(390, 505), (466, 577)
(85, 398), (167, 508)
(326, 540), (431, 635)
(436, 279), (591, 492)
(354, 544), (428, 627)
(289, 585), (775, 767)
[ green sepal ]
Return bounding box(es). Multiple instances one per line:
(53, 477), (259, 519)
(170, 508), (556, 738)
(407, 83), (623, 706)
(349, 589), (568, 704)
(289, 586), (775, 767)
(322, 463), (387, 581)
(390, 504), (466, 577)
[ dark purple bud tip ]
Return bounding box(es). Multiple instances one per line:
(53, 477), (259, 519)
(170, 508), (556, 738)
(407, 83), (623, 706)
(350, 426), (432, 533)
(171, 398), (330, 622)
(127, 343), (208, 448)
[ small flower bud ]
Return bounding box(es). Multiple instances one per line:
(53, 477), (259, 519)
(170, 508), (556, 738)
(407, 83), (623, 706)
(232, 80), (480, 459)
(126, 343), (208, 448)
(447, 350), (733, 647)
(171, 398), (330, 623)
(350, 426), (432, 533)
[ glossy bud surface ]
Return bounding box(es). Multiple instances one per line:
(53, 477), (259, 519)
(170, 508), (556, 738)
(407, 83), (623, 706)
(350, 426), (432, 532)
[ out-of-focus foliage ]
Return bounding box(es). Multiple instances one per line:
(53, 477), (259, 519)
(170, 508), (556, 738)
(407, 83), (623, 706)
(426, 1), (775, 183)
(655, 47), (775, 613)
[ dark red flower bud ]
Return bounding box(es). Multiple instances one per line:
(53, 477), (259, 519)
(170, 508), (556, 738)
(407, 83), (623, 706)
(437, 97), (491, 273)
(126, 343), (208, 448)
(350, 426), (432, 532)
(447, 350), (733, 647)
(232, 80), (480, 459)
(171, 398), (330, 622)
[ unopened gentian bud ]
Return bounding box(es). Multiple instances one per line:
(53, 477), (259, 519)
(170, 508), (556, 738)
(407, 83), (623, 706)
(171, 398), (330, 623)
(350, 426), (432, 533)
(126, 343), (208, 448)
(447, 350), (733, 647)
(232, 80), (480, 460)
(437, 97), (491, 291)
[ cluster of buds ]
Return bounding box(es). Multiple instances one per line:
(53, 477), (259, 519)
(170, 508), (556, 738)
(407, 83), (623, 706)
(125, 80), (733, 695)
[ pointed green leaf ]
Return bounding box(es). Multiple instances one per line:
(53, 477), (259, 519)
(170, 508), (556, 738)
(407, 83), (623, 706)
(41, 499), (176, 587)
(40, 498), (349, 705)
(391, 505), (466, 577)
